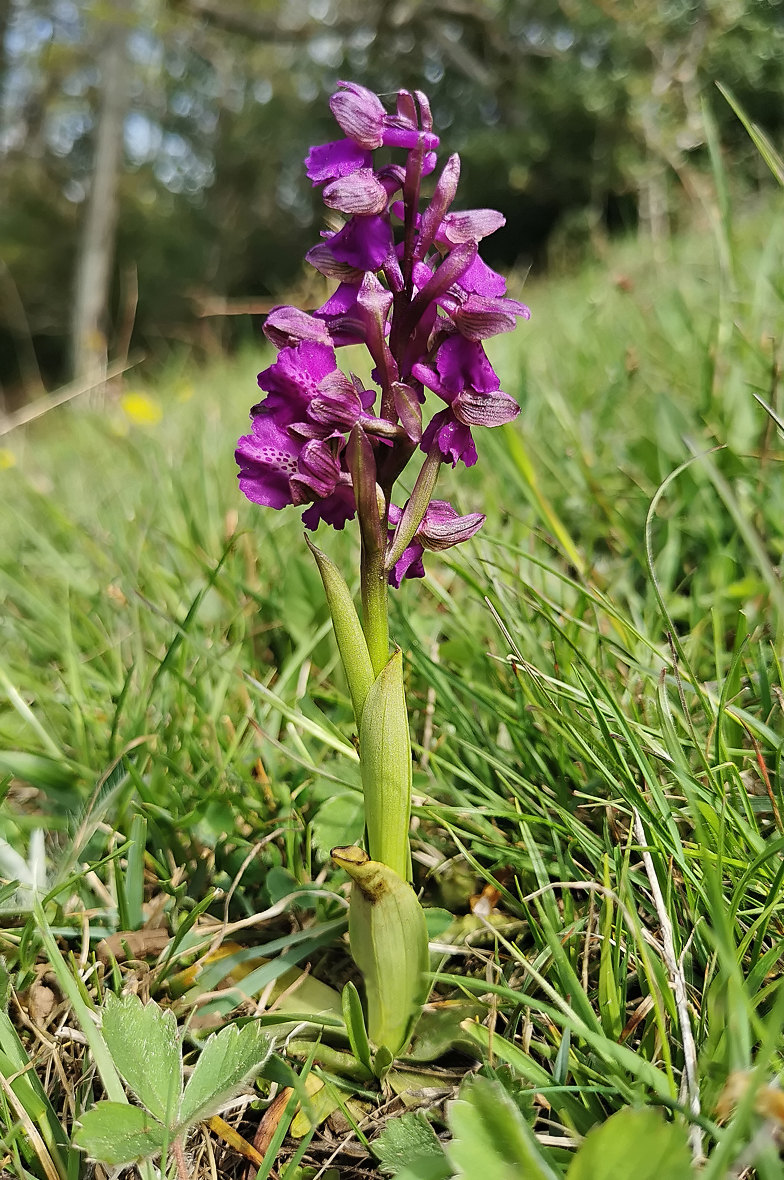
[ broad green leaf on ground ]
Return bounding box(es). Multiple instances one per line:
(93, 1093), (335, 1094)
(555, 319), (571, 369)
(566, 1107), (693, 1180)
(102, 992), (182, 1124)
(265, 865), (301, 904)
(178, 1020), (272, 1128)
(395, 1159), (454, 1180)
(74, 1103), (167, 1165)
(373, 1111), (450, 1177)
(407, 1004), (486, 1063)
(447, 1075), (559, 1180)
(423, 908), (454, 938)
(342, 981), (373, 1075)
(310, 791), (365, 855)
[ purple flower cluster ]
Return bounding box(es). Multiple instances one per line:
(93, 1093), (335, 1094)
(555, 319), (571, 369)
(236, 81), (529, 584)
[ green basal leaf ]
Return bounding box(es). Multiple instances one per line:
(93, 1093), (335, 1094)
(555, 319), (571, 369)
(74, 1103), (167, 1166)
(373, 1044), (394, 1078)
(335, 849), (429, 1059)
(565, 1107), (693, 1180)
(447, 1075), (559, 1180)
(102, 992), (182, 1125)
(307, 538), (375, 727)
(598, 887), (622, 1040)
(342, 981), (373, 1075)
(373, 1111), (449, 1178)
(360, 650), (412, 880)
(178, 1020), (272, 1129)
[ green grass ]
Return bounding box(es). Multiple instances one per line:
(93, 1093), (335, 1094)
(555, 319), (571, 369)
(2, 189), (784, 1177)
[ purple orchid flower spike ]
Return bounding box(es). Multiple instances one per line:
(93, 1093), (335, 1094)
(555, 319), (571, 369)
(236, 78), (529, 587)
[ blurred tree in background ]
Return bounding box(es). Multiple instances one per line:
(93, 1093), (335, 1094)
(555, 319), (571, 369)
(1, 0), (783, 397)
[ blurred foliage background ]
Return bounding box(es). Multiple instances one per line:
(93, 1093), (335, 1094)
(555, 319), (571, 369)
(1, 0), (784, 396)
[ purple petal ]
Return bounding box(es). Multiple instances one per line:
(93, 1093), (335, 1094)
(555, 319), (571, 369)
(354, 374), (377, 411)
(407, 241), (477, 324)
(305, 242), (365, 282)
(264, 306), (332, 350)
(257, 341), (337, 425)
(302, 484), (357, 530)
(330, 80), (386, 149)
(315, 282), (361, 318)
(437, 208), (506, 246)
(328, 215), (393, 270)
(412, 261), (433, 290)
(411, 361), (452, 403)
(313, 283), (366, 347)
(325, 319), (367, 348)
(436, 336), (500, 394)
(418, 500), (486, 551)
(235, 415), (300, 509)
(323, 168), (389, 216)
(453, 389), (521, 427)
(305, 139), (372, 184)
(388, 540), (426, 588)
(457, 253), (507, 298)
(421, 409), (477, 468)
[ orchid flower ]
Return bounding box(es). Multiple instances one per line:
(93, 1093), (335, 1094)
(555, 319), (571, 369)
(236, 79), (528, 590)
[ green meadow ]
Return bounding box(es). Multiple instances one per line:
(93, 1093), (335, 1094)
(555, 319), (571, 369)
(3, 190), (784, 1177)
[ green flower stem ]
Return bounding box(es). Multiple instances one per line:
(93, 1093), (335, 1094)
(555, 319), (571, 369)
(347, 423), (390, 677)
(361, 543), (390, 678)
